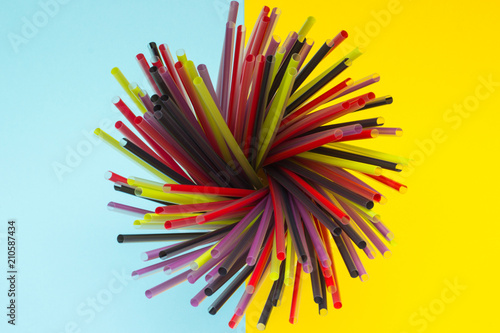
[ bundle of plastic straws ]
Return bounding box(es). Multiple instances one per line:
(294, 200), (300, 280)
(95, 1), (407, 329)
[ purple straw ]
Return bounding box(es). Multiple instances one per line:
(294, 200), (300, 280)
(339, 199), (389, 257)
(297, 39), (314, 70)
(289, 194), (312, 273)
(142, 243), (176, 261)
(190, 287), (209, 307)
(336, 124), (363, 137)
(294, 198), (331, 269)
(107, 202), (152, 217)
(227, 1), (239, 23)
(145, 269), (191, 299)
(164, 246), (211, 275)
(188, 256), (224, 284)
(340, 232), (368, 281)
(158, 66), (202, 135)
(247, 196), (273, 266)
(138, 90), (155, 113)
(211, 196), (268, 258)
(335, 74), (381, 99)
(132, 260), (171, 280)
(282, 31), (298, 59)
(221, 22), (236, 119)
(261, 7), (281, 54)
(373, 220), (394, 242)
(198, 64), (221, 111)
(264, 35), (281, 58)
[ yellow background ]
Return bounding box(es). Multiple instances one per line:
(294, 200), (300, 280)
(245, 0), (500, 332)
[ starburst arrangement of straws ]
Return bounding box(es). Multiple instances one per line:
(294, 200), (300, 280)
(94, 1), (408, 329)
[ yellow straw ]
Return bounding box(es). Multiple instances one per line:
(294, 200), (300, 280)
(297, 151), (382, 175)
(133, 220), (164, 229)
(329, 142), (410, 165)
(135, 187), (224, 205)
(193, 77), (262, 188)
(144, 213), (197, 221)
(270, 46), (286, 87)
(256, 67), (298, 167)
(129, 82), (144, 102)
(297, 16), (316, 42)
(270, 236), (280, 281)
(192, 77), (233, 163)
(176, 49), (188, 66)
(185, 61), (199, 81)
(94, 128), (174, 183)
(110, 67), (148, 114)
(127, 177), (164, 191)
(284, 232), (295, 286)
(288, 47), (363, 106)
(191, 244), (217, 270)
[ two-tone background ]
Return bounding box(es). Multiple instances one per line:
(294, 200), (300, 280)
(1, 0), (498, 332)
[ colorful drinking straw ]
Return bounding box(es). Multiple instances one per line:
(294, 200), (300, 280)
(95, 1), (407, 329)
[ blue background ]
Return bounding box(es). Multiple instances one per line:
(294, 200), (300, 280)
(0, 0), (246, 332)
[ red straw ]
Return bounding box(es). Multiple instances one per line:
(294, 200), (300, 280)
(335, 128), (378, 142)
(195, 188), (269, 224)
(243, 54), (266, 157)
(363, 173), (407, 193)
(158, 44), (189, 102)
(289, 261), (303, 324)
(246, 229), (274, 293)
(232, 54), (255, 142)
(281, 78), (352, 126)
(279, 167), (350, 224)
(249, 16), (270, 56)
(155, 200), (235, 214)
(136, 53), (161, 95)
(115, 121), (161, 161)
(326, 30), (349, 56)
(105, 171), (128, 184)
(264, 129), (343, 165)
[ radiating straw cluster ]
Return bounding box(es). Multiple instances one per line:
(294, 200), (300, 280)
(95, 1), (408, 329)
